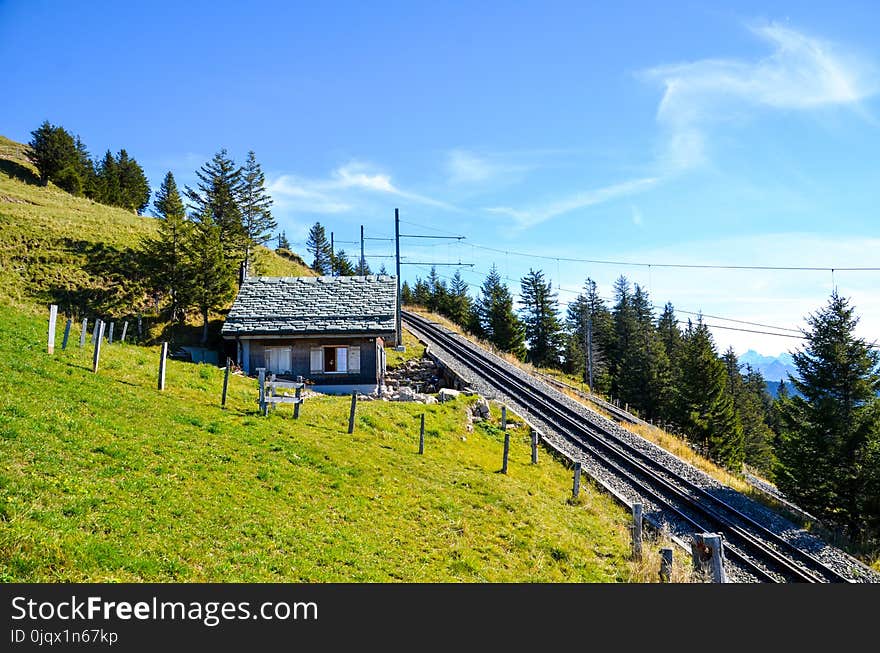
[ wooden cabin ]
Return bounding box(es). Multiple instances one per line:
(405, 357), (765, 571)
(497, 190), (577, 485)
(221, 275), (397, 394)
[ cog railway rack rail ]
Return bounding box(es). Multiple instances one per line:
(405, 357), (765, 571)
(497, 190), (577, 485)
(402, 310), (876, 583)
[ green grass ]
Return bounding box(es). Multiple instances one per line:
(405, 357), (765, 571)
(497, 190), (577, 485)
(0, 134), (313, 318)
(0, 305), (636, 582)
(385, 329), (426, 368)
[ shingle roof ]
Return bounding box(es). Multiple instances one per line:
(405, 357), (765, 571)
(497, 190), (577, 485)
(221, 275), (397, 337)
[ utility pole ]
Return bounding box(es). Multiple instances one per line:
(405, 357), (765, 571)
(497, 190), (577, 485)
(395, 208), (402, 345)
(393, 208), (472, 347)
(330, 231), (335, 276)
(360, 225), (365, 276)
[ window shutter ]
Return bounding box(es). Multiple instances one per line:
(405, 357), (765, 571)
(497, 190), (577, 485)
(348, 346), (361, 374)
(310, 347), (323, 373)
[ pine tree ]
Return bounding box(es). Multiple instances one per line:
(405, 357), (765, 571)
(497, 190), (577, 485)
(519, 268), (563, 368)
(74, 136), (98, 199)
(95, 150), (120, 205)
(333, 250), (356, 276)
(413, 278), (431, 306)
(657, 302), (682, 363)
(400, 281), (414, 305)
(565, 278), (612, 393)
(675, 319), (743, 468)
(306, 222), (332, 274)
(115, 149), (151, 214)
(424, 267), (445, 313)
(378, 263), (388, 275)
(630, 284), (673, 419)
(741, 364), (777, 475)
(185, 150), (244, 262)
(776, 292), (880, 533)
(446, 270), (472, 328)
(277, 231), (291, 250)
(27, 121), (79, 187)
(239, 151), (276, 274)
(475, 265), (525, 358)
(187, 209), (237, 344)
(142, 172), (193, 343)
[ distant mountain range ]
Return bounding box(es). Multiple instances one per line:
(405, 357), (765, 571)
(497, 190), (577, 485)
(737, 350), (798, 382)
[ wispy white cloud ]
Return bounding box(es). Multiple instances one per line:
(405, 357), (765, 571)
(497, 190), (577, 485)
(267, 175), (353, 214)
(446, 149), (532, 185)
(643, 23), (879, 171)
(485, 176), (658, 228)
(267, 161), (457, 215)
(483, 23), (878, 230)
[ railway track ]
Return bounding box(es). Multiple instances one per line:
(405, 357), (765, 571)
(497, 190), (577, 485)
(403, 310), (858, 583)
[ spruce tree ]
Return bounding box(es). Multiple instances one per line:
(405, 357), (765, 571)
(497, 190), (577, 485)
(657, 302), (682, 363)
(426, 266), (448, 314)
(239, 151), (276, 274)
(277, 231), (291, 250)
(187, 209), (237, 344)
(565, 278), (612, 393)
(143, 171), (193, 343)
(306, 222), (332, 274)
(333, 250), (356, 275)
(400, 281), (414, 305)
(446, 270), (472, 328)
(776, 292), (880, 533)
(675, 319), (743, 468)
(28, 121), (79, 187)
(476, 265), (525, 358)
(519, 268), (563, 368)
(185, 149), (245, 262)
(413, 278), (431, 306)
(115, 149), (151, 213)
(96, 150), (120, 205)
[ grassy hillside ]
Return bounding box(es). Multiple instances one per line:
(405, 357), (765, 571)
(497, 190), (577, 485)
(0, 134), (313, 322)
(0, 305), (674, 582)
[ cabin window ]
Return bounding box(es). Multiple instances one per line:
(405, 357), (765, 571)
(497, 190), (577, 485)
(310, 345), (361, 374)
(264, 346), (292, 374)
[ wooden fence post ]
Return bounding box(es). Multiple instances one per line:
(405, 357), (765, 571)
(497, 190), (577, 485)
(501, 432), (510, 474)
(257, 368), (266, 415)
(530, 428), (539, 464)
(631, 503), (643, 560)
(92, 321), (104, 373)
(419, 413), (425, 454)
(107, 322), (114, 344)
(221, 358), (230, 407)
(572, 462), (582, 500)
(158, 342), (168, 391)
(690, 533), (728, 583)
(121, 321), (128, 343)
(501, 405), (507, 430)
(92, 319), (101, 345)
(348, 391), (357, 434)
(659, 548), (673, 583)
(61, 318), (72, 350)
(79, 319), (88, 348)
(704, 533), (727, 583)
(294, 385), (302, 419)
(48, 304), (58, 354)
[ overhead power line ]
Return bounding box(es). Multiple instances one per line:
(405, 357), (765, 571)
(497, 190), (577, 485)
(466, 242), (880, 272)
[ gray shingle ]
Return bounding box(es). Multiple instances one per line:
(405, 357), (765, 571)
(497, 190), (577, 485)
(221, 275), (397, 337)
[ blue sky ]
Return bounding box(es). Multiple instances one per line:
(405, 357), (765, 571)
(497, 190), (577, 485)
(2, 1), (879, 356)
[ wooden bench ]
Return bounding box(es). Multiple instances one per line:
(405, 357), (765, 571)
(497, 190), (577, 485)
(257, 369), (305, 416)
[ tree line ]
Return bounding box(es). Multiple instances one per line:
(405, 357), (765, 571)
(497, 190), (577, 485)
(403, 265), (880, 541)
(143, 150), (277, 343)
(28, 121), (150, 213)
(305, 221), (374, 276)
